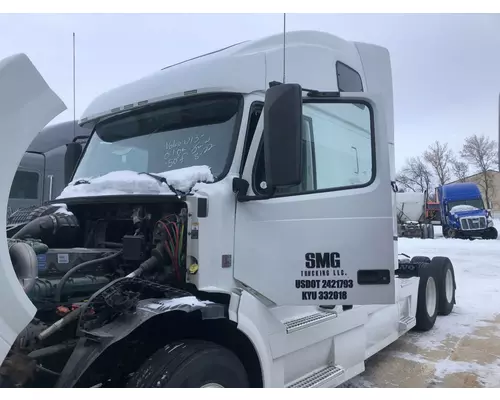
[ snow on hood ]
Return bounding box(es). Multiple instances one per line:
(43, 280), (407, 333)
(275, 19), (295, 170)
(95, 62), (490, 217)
(56, 165), (214, 200)
(450, 205), (480, 214)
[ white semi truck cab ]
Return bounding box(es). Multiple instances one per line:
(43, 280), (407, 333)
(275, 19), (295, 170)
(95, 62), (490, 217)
(0, 30), (456, 388)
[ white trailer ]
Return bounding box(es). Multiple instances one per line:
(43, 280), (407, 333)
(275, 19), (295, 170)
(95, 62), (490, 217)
(0, 30), (456, 388)
(396, 191), (435, 239)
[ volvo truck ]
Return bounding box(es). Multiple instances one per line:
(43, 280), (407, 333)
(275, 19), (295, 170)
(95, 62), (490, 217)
(0, 30), (457, 388)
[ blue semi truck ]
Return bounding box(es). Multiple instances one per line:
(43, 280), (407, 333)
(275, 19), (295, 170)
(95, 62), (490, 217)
(437, 182), (498, 240)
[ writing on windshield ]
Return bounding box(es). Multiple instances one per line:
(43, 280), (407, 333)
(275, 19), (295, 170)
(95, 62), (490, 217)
(72, 94), (242, 181)
(164, 134), (216, 168)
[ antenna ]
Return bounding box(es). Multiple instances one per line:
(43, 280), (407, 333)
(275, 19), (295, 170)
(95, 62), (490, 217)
(72, 32), (76, 138)
(282, 13), (286, 83)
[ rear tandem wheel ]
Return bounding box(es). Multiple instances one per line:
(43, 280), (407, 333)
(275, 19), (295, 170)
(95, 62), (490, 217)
(411, 256), (456, 331)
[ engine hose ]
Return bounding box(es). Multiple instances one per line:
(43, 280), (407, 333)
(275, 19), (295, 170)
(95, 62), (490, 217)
(54, 250), (123, 303)
(8, 242), (38, 294)
(37, 307), (83, 342)
(28, 341), (77, 359)
(126, 248), (163, 278)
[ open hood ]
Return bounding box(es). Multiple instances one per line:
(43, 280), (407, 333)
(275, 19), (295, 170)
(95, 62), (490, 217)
(0, 53), (66, 364)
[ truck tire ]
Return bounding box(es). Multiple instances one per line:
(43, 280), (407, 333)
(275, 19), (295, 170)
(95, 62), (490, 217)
(414, 263), (439, 331)
(421, 226), (428, 239)
(411, 256), (431, 264)
(442, 226), (449, 238)
(427, 224), (435, 239)
(482, 228), (498, 240)
(430, 256), (456, 316)
(127, 340), (249, 388)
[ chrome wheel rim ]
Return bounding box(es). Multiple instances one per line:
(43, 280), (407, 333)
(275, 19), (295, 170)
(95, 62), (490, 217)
(201, 383), (224, 388)
(426, 276), (437, 317)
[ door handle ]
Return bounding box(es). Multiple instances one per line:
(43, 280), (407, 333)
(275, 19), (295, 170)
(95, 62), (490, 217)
(47, 175), (54, 200)
(351, 146), (359, 174)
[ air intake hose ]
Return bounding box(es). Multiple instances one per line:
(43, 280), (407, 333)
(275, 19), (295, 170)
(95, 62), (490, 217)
(12, 213), (79, 248)
(8, 241), (38, 294)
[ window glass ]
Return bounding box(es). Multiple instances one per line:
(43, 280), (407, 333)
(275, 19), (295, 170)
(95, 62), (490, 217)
(307, 102), (372, 189)
(337, 61), (363, 92)
(9, 171), (39, 199)
(253, 101), (373, 195)
(73, 95), (242, 181)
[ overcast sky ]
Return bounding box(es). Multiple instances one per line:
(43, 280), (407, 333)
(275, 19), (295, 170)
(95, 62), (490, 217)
(1, 13), (499, 168)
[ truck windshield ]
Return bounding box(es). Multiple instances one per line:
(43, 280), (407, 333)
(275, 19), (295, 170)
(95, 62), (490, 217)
(72, 94), (242, 182)
(448, 199), (484, 210)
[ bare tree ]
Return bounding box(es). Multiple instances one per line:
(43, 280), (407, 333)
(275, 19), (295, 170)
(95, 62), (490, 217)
(451, 159), (469, 182)
(423, 141), (453, 186)
(460, 134), (498, 208)
(396, 156), (434, 194)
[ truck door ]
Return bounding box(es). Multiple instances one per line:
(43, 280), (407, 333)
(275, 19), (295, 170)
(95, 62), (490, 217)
(0, 53), (66, 364)
(8, 153), (45, 217)
(234, 89), (396, 306)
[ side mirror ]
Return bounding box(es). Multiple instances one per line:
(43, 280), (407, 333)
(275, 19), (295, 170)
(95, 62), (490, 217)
(64, 142), (82, 185)
(263, 83), (303, 189)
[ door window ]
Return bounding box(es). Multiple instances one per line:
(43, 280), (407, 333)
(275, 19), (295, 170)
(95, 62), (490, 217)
(253, 101), (374, 195)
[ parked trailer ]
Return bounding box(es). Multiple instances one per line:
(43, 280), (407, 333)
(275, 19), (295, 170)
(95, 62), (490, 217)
(0, 32), (457, 388)
(396, 191), (435, 239)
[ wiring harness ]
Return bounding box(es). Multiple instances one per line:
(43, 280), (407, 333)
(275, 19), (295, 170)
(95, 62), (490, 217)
(157, 212), (187, 282)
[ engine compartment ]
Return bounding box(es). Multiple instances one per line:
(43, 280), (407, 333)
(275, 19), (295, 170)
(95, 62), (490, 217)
(2, 197), (193, 387)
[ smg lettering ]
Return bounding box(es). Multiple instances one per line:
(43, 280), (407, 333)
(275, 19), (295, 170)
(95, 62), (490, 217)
(305, 252), (340, 268)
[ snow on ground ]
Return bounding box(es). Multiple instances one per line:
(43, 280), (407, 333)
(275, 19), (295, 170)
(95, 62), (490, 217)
(344, 222), (500, 388)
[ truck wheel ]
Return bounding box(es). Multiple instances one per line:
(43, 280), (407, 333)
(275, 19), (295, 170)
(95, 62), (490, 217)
(421, 226), (428, 239)
(482, 228), (498, 240)
(127, 340), (249, 388)
(411, 256), (431, 264)
(491, 228), (499, 240)
(414, 263), (439, 331)
(442, 226), (449, 238)
(430, 256), (456, 316)
(428, 224), (435, 239)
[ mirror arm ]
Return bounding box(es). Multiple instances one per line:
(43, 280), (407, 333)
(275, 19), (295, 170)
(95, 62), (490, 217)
(236, 192), (274, 203)
(233, 177), (274, 203)
(268, 80), (340, 98)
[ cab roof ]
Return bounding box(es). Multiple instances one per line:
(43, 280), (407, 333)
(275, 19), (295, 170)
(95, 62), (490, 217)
(80, 30), (367, 125)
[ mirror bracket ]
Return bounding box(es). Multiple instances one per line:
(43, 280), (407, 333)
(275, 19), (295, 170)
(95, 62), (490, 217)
(233, 177), (273, 203)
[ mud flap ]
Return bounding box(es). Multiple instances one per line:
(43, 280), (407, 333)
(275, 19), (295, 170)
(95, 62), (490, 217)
(0, 53), (66, 364)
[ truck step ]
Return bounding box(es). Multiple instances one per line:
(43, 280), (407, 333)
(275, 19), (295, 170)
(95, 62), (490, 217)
(286, 365), (345, 388)
(283, 310), (337, 334)
(399, 315), (416, 332)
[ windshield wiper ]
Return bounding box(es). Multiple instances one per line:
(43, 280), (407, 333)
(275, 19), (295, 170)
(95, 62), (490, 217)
(138, 172), (187, 197)
(73, 179), (91, 185)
